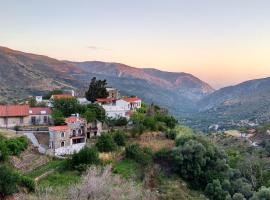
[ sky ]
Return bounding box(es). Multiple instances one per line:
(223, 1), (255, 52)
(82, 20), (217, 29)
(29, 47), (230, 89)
(1, 0), (270, 89)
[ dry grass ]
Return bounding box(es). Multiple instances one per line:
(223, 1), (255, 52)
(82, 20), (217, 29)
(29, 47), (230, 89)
(128, 132), (175, 152)
(0, 128), (20, 138)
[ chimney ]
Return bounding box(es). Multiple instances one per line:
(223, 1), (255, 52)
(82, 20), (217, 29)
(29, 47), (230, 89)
(76, 113), (79, 121)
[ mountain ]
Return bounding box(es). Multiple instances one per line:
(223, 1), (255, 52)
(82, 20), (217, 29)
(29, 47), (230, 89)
(0, 47), (213, 117)
(194, 77), (270, 130)
(67, 61), (214, 115)
(0, 46), (84, 102)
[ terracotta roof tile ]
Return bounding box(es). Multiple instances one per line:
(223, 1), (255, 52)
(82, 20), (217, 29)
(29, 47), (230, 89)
(123, 97), (141, 103)
(0, 105), (29, 117)
(52, 94), (75, 100)
(65, 116), (85, 124)
(49, 125), (69, 132)
(96, 98), (116, 103)
(29, 107), (52, 115)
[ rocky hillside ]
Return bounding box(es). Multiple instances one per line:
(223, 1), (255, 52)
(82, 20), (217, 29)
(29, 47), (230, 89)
(0, 46), (83, 102)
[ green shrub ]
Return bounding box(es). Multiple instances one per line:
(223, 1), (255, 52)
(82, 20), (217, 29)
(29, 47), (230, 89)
(6, 136), (28, 156)
(113, 130), (126, 146)
(0, 136), (8, 162)
(125, 144), (152, 165)
(166, 129), (177, 140)
(131, 124), (146, 137)
(18, 175), (35, 191)
(96, 134), (117, 152)
(0, 165), (19, 197)
(69, 147), (99, 169)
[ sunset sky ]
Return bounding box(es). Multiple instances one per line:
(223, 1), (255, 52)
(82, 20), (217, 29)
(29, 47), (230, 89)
(1, 0), (270, 89)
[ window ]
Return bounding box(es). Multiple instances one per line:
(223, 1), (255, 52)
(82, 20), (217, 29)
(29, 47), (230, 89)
(78, 129), (82, 135)
(20, 117), (23, 124)
(61, 141), (65, 147)
(61, 132), (65, 138)
(72, 130), (76, 136)
(44, 116), (48, 124)
(31, 116), (36, 124)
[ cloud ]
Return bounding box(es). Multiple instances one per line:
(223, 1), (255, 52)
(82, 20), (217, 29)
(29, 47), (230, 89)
(86, 46), (111, 51)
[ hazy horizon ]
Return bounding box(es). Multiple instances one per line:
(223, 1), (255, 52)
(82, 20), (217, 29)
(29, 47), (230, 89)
(1, 0), (270, 89)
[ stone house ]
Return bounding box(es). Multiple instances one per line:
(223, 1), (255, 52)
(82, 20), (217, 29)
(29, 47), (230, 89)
(49, 116), (87, 156)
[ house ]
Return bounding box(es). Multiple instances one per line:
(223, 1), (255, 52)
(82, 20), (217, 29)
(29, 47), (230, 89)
(86, 120), (103, 138)
(35, 96), (43, 103)
(123, 97), (142, 110)
(0, 105), (30, 128)
(106, 87), (120, 99)
(49, 116), (87, 156)
(29, 107), (52, 125)
(97, 97), (142, 119)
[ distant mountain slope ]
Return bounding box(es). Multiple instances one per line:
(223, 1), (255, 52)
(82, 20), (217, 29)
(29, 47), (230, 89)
(0, 46), (83, 102)
(195, 77), (270, 129)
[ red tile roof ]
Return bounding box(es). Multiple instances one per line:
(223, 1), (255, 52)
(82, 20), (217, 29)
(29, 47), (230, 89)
(65, 116), (85, 124)
(49, 125), (69, 132)
(96, 98), (116, 103)
(29, 107), (52, 115)
(52, 94), (75, 100)
(0, 105), (30, 117)
(123, 97), (141, 103)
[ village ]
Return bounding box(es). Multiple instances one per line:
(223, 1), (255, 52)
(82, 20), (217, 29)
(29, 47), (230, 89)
(0, 86), (142, 156)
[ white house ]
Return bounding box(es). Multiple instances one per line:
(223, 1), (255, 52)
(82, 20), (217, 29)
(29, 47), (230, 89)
(97, 97), (142, 119)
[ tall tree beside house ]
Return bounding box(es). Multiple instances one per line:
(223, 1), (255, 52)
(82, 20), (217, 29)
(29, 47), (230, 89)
(85, 77), (109, 103)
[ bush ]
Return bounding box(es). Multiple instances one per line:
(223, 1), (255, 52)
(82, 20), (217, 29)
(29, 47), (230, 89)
(0, 136), (8, 162)
(96, 134), (117, 152)
(69, 147), (99, 169)
(5, 136), (28, 156)
(115, 117), (128, 126)
(166, 129), (177, 140)
(143, 116), (157, 131)
(113, 130), (126, 146)
(18, 175), (35, 191)
(131, 124), (146, 137)
(0, 165), (19, 197)
(125, 144), (152, 165)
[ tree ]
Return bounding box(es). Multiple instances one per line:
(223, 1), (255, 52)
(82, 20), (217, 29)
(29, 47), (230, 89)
(85, 77), (109, 103)
(87, 104), (106, 122)
(28, 97), (37, 107)
(82, 109), (96, 123)
(232, 193), (246, 200)
(52, 98), (79, 117)
(250, 186), (270, 200)
(205, 179), (228, 200)
(52, 109), (65, 125)
(96, 134), (117, 152)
